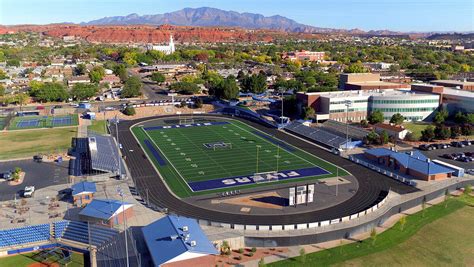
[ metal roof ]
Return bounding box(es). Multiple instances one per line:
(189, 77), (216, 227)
(142, 215), (218, 267)
(365, 148), (454, 175)
(71, 181), (97, 196)
(88, 135), (124, 174)
(79, 199), (132, 220)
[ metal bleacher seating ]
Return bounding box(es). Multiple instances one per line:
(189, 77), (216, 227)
(321, 120), (369, 141)
(59, 221), (119, 247)
(0, 224), (51, 248)
(285, 121), (348, 149)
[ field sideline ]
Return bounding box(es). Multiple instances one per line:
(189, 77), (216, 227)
(132, 118), (347, 197)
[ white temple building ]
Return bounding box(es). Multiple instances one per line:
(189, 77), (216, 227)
(147, 35), (175, 55)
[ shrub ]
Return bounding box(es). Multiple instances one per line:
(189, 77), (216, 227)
(251, 247), (257, 253)
(248, 252), (254, 257)
(238, 248), (244, 254)
(122, 106), (136, 116)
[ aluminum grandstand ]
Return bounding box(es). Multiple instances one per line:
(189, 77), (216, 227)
(321, 119), (370, 141)
(284, 121), (352, 150)
(70, 134), (126, 179)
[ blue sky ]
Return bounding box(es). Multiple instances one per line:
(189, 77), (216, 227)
(1, 0), (472, 32)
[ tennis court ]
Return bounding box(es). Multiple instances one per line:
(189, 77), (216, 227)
(8, 114), (79, 130)
(133, 119), (346, 197)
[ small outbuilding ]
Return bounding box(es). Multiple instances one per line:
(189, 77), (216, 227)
(71, 181), (97, 206)
(79, 198), (134, 227)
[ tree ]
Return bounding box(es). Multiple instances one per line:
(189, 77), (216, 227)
(0, 69), (8, 80)
(433, 109), (449, 125)
(368, 110), (384, 124)
(390, 113), (405, 125)
(421, 126), (435, 142)
(121, 76), (142, 98)
(370, 228), (378, 245)
(299, 248), (306, 263)
(15, 93), (29, 110)
(344, 62), (368, 73)
(258, 258), (266, 267)
(213, 76), (239, 100)
(360, 119), (369, 128)
(404, 132), (418, 142)
(365, 130), (380, 145)
(302, 107), (315, 120)
(122, 106), (136, 116)
(33, 82), (69, 102)
(113, 64), (128, 82)
(71, 83), (99, 100)
(89, 66), (105, 83)
(0, 84), (5, 97)
(194, 98), (203, 108)
(76, 64), (87, 75)
(169, 82), (200, 95)
(6, 59), (20, 67)
(380, 130), (389, 144)
(434, 125), (451, 140)
(399, 216), (407, 231)
(150, 72), (166, 83)
(241, 73), (267, 94)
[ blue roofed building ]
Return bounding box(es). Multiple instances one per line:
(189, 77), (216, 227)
(142, 215), (218, 267)
(79, 199), (134, 227)
(364, 148), (454, 181)
(71, 181), (97, 206)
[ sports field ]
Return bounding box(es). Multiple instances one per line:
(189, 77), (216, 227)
(8, 114), (79, 130)
(132, 118), (346, 197)
(2, 250), (85, 267)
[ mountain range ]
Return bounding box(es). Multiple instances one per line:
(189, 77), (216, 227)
(82, 7), (339, 33)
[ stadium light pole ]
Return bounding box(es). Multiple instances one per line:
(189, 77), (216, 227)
(256, 145), (262, 174)
(344, 100), (353, 150)
(276, 144), (280, 173)
(117, 187), (129, 267)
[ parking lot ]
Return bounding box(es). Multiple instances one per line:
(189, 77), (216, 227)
(418, 142), (474, 170)
(0, 159), (69, 200)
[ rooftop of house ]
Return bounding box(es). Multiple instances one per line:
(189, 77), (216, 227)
(79, 199), (133, 220)
(71, 181), (97, 196)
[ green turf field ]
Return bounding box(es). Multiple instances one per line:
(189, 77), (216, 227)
(2, 250), (85, 267)
(132, 119), (346, 198)
(8, 114), (79, 130)
(88, 119), (108, 134)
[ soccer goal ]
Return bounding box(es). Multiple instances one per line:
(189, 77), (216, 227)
(253, 171), (280, 184)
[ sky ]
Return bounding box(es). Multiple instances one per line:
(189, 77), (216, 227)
(1, 0), (473, 32)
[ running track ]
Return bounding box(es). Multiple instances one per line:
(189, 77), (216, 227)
(113, 115), (417, 225)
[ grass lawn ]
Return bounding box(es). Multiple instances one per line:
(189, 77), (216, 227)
(132, 119), (345, 198)
(0, 127), (77, 159)
(87, 119), (108, 134)
(270, 196), (473, 267)
(2, 251), (84, 267)
(0, 116), (6, 130)
(403, 121), (431, 140)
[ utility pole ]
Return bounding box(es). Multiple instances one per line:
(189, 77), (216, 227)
(115, 115), (122, 179)
(117, 187), (129, 267)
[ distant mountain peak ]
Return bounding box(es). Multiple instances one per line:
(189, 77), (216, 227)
(82, 7), (333, 33)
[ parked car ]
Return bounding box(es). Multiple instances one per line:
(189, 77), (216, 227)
(33, 155), (43, 163)
(434, 143), (448, 149)
(451, 141), (465, 148)
(1, 171), (13, 181)
(418, 144), (433, 151)
(461, 140), (472, 146)
(23, 186), (35, 198)
(442, 154), (454, 160)
(465, 152), (473, 157)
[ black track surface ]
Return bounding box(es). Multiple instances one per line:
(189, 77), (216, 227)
(113, 115), (417, 225)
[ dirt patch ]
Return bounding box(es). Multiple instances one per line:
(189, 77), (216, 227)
(215, 247), (289, 266)
(96, 104), (216, 121)
(27, 263), (60, 267)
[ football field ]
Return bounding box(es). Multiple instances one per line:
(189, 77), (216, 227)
(132, 119), (346, 197)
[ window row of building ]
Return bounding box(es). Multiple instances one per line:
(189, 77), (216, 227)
(370, 99), (439, 104)
(372, 107), (437, 113)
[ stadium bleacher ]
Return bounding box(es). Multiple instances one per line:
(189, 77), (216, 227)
(320, 120), (369, 141)
(285, 121), (348, 149)
(0, 224), (51, 248)
(60, 221), (119, 247)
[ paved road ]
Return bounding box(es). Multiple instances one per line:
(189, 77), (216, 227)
(112, 114), (417, 225)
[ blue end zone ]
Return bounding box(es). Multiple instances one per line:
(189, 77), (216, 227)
(144, 139), (167, 166)
(144, 121), (229, 131)
(188, 166), (330, 192)
(252, 131), (295, 152)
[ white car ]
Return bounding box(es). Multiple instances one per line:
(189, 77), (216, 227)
(23, 186), (35, 198)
